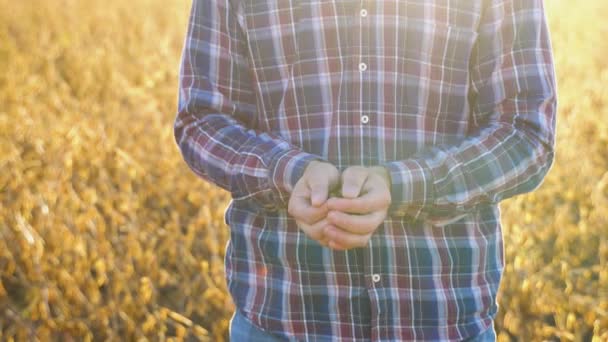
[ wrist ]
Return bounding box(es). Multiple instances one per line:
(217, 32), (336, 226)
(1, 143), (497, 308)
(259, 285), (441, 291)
(270, 150), (325, 206)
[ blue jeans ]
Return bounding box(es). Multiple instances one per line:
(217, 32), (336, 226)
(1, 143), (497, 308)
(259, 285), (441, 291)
(229, 309), (497, 341)
(229, 309), (282, 341)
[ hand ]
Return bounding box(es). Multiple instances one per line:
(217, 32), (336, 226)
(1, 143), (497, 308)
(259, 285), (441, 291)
(288, 160), (340, 246)
(324, 166), (392, 250)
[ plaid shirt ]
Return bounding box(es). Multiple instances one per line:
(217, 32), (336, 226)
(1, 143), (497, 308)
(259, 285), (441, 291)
(174, 0), (556, 340)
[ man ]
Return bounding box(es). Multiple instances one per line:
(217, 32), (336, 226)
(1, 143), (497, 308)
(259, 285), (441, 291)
(174, 0), (556, 340)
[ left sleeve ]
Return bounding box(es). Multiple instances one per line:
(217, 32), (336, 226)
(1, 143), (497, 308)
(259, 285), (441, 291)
(381, 0), (557, 221)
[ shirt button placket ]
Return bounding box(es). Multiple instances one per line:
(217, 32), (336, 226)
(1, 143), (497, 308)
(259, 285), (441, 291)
(358, 1), (382, 324)
(358, 5), (369, 125)
(358, 5), (368, 73)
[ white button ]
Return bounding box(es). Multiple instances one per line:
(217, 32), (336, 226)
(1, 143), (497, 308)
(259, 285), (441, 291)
(372, 274), (381, 283)
(360, 9), (368, 17)
(360, 115), (369, 124)
(358, 62), (367, 71)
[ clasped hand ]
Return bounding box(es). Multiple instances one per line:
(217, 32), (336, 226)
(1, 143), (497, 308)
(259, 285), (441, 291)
(287, 161), (392, 250)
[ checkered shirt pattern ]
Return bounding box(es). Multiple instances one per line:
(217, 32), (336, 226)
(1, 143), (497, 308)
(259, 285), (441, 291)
(174, 0), (557, 340)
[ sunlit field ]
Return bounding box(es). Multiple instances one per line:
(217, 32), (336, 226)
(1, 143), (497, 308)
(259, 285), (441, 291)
(1, 0), (607, 340)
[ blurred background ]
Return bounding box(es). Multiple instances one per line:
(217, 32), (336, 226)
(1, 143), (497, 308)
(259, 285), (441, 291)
(0, 0), (606, 340)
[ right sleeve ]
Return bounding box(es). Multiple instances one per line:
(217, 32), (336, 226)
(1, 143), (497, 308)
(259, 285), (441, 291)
(174, 0), (324, 210)
(380, 0), (557, 222)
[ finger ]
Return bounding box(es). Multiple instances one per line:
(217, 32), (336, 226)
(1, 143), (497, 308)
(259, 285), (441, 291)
(319, 225), (347, 250)
(328, 240), (349, 251)
(318, 229), (331, 244)
(340, 167), (368, 199)
(326, 210), (386, 234)
(326, 197), (369, 214)
(308, 178), (329, 207)
(319, 236), (350, 250)
(323, 226), (349, 250)
(326, 186), (390, 214)
(290, 198), (328, 225)
(297, 218), (330, 243)
(319, 236), (328, 247)
(325, 226), (372, 249)
(289, 183), (328, 224)
(362, 173), (391, 195)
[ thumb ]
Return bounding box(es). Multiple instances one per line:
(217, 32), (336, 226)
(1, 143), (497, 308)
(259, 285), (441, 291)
(309, 179), (329, 207)
(341, 168), (368, 199)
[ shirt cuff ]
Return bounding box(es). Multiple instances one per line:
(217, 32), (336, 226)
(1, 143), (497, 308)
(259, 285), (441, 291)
(267, 149), (325, 210)
(381, 159), (435, 220)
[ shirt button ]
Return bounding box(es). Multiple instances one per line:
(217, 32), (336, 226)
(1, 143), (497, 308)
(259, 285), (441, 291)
(372, 274), (381, 283)
(360, 9), (368, 17)
(360, 115), (369, 124)
(358, 62), (367, 72)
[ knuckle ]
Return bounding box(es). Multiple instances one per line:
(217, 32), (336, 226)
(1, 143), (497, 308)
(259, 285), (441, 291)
(345, 166), (365, 178)
(342, 167), (356, 179)
(356, 167), (370, 177)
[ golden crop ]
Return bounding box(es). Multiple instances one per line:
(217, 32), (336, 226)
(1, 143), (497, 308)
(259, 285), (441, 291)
(0, 0), (606, 341)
